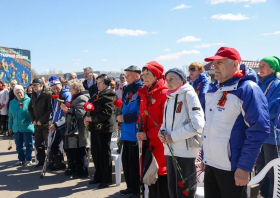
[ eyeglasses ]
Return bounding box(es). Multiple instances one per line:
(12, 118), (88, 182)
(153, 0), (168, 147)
(188, 68), (198, 72)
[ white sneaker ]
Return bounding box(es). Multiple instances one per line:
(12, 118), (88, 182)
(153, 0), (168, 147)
(15, 161), (25, 166)
(24, 161), (32, 166)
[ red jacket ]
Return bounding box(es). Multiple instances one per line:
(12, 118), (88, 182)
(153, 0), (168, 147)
(137, 79), (168, 175)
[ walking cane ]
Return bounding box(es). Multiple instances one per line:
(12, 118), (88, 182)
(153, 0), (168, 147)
(138, 119), (144, 198)
(40, 98), (61, 178)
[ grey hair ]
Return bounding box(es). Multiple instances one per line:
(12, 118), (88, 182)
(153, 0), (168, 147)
(227, 59), (240, 70)
(83, 67), (94, 74)
(11, 80), (17, 84)
(68, 79), (85, 92)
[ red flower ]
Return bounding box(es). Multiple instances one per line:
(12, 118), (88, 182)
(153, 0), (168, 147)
(183, 190), (189, 196)
(65, 102), (71, 108)
(83, 102), (94, 112)
(19, 103), (24, 108)
(2, 103), (5, 107)
(113, 99), (123, 108)
(51, 95), (59, 99)
(178, 181), (184, 188)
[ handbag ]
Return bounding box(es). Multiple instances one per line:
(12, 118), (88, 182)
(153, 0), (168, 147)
(65, 116), (79, 137)
(141, 145), (159, 185)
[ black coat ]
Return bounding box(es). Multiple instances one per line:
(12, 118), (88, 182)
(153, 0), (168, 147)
(88, 88), (116, 133)
(28, 86), (52, 129)
(83, 79), (98, 98)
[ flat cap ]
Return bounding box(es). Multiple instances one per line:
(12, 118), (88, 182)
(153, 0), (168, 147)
(31, 78), (43, 85)
(124, 65), (141, 74)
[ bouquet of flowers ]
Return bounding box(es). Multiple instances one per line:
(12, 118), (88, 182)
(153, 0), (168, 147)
(83, 102), (94, 139)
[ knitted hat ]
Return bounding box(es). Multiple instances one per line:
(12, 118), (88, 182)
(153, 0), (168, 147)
(165, 68), (187, 84)
(261, 56), (280, 77)
(143, 61), (164, 79)
(49, 76), (61, 87)
(13, 85), (24, 94)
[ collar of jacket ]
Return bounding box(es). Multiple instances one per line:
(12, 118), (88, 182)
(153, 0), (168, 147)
(137, 78), (167, 97)
(83, 78), (96, 88)
(258, 72), (275, 84)
(72, 90), (89, 100)
(15, 93), (29, 102)
(167, 83), (194, 98)
(194, 71), (209, 85)
(125, 78), (143, 94)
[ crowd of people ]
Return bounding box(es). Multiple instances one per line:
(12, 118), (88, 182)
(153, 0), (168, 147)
(0, 46), (280, 198)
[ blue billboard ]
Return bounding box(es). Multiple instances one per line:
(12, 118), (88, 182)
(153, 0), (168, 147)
(0, 46), (31, 86)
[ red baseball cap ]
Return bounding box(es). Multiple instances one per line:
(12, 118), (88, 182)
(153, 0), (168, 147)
(204, 47), (241, 63)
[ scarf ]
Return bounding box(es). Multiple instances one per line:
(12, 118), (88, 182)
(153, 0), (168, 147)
(259, 72), (275, 84)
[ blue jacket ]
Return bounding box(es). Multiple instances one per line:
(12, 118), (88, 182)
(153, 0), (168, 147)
(8, 94), (34, 133)
(202, 65), (270, 172)
(50, 87), (71, 130)
(191, 71), (210, 112)
(121, 78), (144, 141)
(258, 76), (280, 145)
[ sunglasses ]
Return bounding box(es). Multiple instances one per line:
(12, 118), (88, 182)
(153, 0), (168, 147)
(188, 68), (198, 72)
(120, 77), (125, 80)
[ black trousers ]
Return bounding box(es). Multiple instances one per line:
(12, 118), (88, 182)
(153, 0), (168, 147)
(72, 147), (88, 176)
(204, 165), (247, 198)
(91, 132), (112, 183)
(166, 156), (196, 198)
(50, 128), (63, 155)
(34, 128), (49, 164)
(122, 140), (140, 194)
(1, 115), (8, 132)
(149, 174), (169, 198)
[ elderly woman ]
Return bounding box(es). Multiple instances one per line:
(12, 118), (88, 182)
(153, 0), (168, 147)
(61, 79), (90, 178)
(8, 85), (34, 166)
(188, 62), (210, 111)
(137, 61), (169, 198)
(0, 79), (9, 136)
(159, 68), (205, 198)
(256, 56), (280, 198)
(84, 74), (116, 189)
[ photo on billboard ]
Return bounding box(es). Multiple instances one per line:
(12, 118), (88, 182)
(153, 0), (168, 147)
(0, 46), (31, 87)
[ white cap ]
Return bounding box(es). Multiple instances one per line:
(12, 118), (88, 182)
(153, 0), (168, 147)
(13, 85), (24, 94)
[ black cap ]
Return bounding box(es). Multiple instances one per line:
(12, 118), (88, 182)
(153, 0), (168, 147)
(31, 78), (43, 85)
(124, 65), (141, 74)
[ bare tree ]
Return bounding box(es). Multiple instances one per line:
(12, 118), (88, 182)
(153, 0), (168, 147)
(31, 69), (39, 80)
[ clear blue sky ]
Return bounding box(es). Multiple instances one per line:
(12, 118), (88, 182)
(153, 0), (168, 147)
(1, 0), (279, 74)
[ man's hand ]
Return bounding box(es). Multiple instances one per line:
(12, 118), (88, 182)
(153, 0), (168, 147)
(85, 116), (92, 122)
(8, 129), (13, 135)
(116, 123), (120, 130)
(234, 168), (250, 186)
(37, 121), (41, 126)
(136, 132), (147, 141)
(117, 115), (124, 122)
(60, 103), (68, 112)
(165, 134), (173, 144)
(200, 162), (205, 172)
(84, 119), (89, 127)
(33, 121), (37, 125)
(49, 121), (52, 127)
(49, 124), (56, 132)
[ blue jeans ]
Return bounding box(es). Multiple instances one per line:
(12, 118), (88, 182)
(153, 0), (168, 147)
(256, 143), (280, 198)
(14, 132), (33, 162)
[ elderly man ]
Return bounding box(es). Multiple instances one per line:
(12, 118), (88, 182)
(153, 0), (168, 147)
(82, 67), (98, 97)
(201, 47), (270, 198)
(69, 72), (77, 80)
(117, 65), (144, 198)
(28, 78), (52, 167)
(48, 76), (71, 171)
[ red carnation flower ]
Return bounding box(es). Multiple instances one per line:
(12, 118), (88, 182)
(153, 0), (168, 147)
(178, 181), (184, 188)
(2, 103), (5, 107)
(51, 95), (59, 99)
(65, 102), (71, 108)
(113, 99), (123, 108)
(83, 102), (94, 112)
(183, 190), (189, 196)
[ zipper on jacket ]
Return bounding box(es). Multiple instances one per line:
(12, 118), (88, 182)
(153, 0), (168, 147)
(186, 139), (189, 150)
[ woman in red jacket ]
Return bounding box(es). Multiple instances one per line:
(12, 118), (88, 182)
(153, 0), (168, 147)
(137, 61), (169, 198)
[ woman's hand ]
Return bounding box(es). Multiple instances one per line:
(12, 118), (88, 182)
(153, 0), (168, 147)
(117, 115), (124, 122)
(136, 132), (147, 141)
(60, 103), (68, 112)
(8, 129), (13, 135)
(84, 118), (89, 127)
(165, 134), (173, 144)
(85, 116), (92, 122)
(158, 133), (166, 143)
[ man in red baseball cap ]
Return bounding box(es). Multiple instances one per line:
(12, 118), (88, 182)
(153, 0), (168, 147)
(201, 47), (270, 198)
